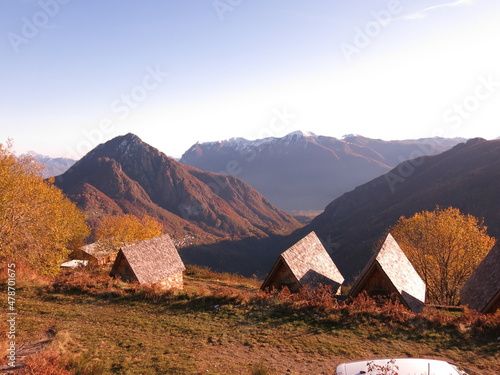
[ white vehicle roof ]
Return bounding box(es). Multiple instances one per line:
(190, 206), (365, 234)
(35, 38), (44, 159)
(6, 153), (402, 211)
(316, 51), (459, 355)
(336, 358), (468, 375)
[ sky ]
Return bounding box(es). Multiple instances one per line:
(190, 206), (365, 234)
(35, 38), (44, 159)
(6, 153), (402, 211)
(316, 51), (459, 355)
(1, 0), (500, 159)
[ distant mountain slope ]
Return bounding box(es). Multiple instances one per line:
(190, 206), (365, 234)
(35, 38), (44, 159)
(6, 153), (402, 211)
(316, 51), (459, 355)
(24, 152), (76, 178)
(298, 138), (500, 282)
(179, 138), (500, 279)
(54, 134), (301, 245)
(180, 132), (464, 211)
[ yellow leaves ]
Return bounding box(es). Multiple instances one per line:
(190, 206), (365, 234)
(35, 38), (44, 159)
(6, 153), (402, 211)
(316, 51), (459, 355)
(0, 142), (90, 276)
(390, 206), (495, 306)
(94, 214), (163, 254)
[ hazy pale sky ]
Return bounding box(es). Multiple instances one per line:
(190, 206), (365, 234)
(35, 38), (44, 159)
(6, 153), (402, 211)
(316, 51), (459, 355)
(1, 0), (500, 158)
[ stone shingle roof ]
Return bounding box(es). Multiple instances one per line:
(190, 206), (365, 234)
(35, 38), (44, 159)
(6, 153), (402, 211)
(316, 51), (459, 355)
(81, 243), (114, 260)
(112, 234), (185, 284)
(461, 242), (500, 313)
(350, 233), (426, 312)
(262, 231), (344, 289)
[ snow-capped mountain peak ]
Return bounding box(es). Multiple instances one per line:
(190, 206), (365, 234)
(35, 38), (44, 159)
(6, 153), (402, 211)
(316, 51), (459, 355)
(189, 130), (318, 154)
(285, 130), (317, 138)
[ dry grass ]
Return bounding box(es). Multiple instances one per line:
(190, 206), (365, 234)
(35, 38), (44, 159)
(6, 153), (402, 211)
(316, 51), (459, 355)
(1, 266), (499, 374)
(18, 350), (71, 375)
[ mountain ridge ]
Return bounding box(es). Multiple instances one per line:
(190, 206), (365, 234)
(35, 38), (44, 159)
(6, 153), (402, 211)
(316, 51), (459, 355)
(298, 137), (500, 281)
(180, 132), (465, 211)
(179, 137), (500, 279)
(55, 133), (301, 245)
(22, 151), (76, 178)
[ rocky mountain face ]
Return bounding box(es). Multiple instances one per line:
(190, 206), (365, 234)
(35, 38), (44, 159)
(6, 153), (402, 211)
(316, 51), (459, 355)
(54, 134), (301, 245)
(184, 138), (500, 279)
(24, 152), (76, 178)
(295, 138), (500, 282)
(180, 131), (464, 212)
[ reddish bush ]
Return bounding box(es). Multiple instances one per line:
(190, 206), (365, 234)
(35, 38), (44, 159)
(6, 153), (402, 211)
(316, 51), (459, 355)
(19, 350), (70, 375)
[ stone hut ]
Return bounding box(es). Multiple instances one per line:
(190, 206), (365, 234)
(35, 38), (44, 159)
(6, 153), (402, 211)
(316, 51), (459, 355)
(460, 242), (500, 314)
(110, 234), (185, 290)
(261, 231), (344, 294)
(348, 233), (426, 313)
(71, 243), (117, 266)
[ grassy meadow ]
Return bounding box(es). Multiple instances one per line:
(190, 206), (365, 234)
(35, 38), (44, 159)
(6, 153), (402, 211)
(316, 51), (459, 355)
(1, 265), (499, 374)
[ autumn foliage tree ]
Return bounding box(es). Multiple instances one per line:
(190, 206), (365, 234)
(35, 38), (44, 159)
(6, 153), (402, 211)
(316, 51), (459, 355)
(390, 207), (495, 305)
(94, 214), (163, 253)
(0, 141), (90, 275)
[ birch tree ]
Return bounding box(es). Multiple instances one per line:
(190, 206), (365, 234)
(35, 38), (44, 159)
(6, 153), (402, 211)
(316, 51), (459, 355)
(390, 207), (495, 305)
(0, 141), (89, 275)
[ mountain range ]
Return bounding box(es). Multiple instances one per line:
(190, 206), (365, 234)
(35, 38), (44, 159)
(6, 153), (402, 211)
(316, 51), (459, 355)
(180, 131), (464, 212)
(46, 133), (500, 281)
(295, 137), (500, 281)
(180, 138), (500, 280)
(54, 134), (301, 246)
(23, 152), (76, 178)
